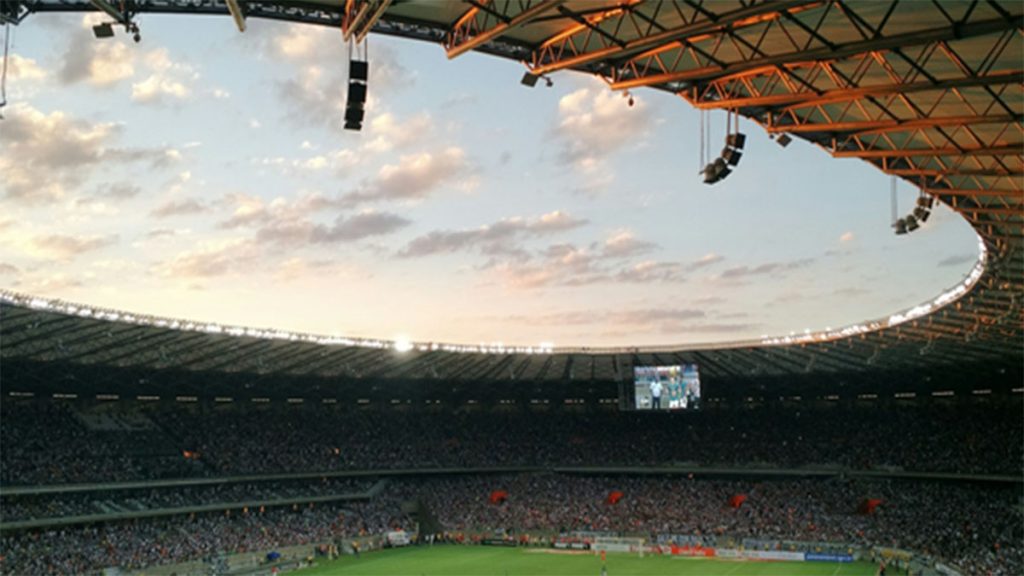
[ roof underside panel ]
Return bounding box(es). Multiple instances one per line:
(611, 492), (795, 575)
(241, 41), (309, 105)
(1, 0), (1020, 387)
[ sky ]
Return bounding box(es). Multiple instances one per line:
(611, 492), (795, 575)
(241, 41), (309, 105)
(0, 13), (983, 348)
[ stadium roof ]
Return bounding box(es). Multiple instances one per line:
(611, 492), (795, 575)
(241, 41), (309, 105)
(0, 0), (1020, 388)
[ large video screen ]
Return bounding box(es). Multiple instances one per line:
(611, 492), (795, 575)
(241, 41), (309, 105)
(633, 365), (701, 411)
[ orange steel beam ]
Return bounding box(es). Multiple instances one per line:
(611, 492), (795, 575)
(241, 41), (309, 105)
(833, 145), (1022, 159)
(610, 15), (1023, 90)
(347, 0), (392, 43)
(530, 0), (817, 75)
(924, 188), (1024, 199)
(767, 114), (1022, 135)
(447, 0), (565, 59)
(688, 70), (1024, 110)
(957, 207), (1024, 216)
(886, 168), (1024, 178)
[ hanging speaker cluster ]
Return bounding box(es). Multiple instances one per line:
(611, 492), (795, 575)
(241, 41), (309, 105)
(345, 59), (369, 131)
(703, 132), (745, 185)
(893, 194), (935, 235)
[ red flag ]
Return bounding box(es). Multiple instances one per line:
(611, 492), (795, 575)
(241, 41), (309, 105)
(489, 490), (508, 505)
(607, 491), (624, 505)
(858, 498), (883, 514)
(729, 494), (747, 509)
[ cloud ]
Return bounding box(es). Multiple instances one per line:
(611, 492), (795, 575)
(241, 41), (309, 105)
(718, 258), (815, 280)
(132, 74), (191, 104)
(11, 273), (84, 294)
(58, 25), (134, 87)
(8, 54), (46, 82)
(0, 104), (115, 202)
(255, 24), (413, 128)
(32, 234), (118, 260)
(612, 260), (686, 283)
(342, 147), (471, 206)
(156, 238), (258, 278)
(146, 228), (179, 239)
(150, 198), (208, 218)
(0, 104), (180, 203)
(839, 231), (855, 243)
(488, 244), (686, 290)
(555, 85), (653, 170)
(399, 211), (587, 258)
(599, 230), (656, 259)
(362, 112), (434, 153)
(130, 48), (198, 105)
(0, 263), (20, 275)
(218, 192), (344, 230)
(254, 211), (411, 248)
(690, 253), (724, 270)
(314, 212), (411, 243)
(97, 182), (142, 200)
(937, 253), (977, 267)
(56, 18), (198, 103)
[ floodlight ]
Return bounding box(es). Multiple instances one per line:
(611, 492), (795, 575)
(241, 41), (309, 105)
(520, 72), (539, 87)
(893, 218), (908, 235)
(775, 133), (792, 147)
(905, 214), (919, 231)
(726, 133), (746, 149)
(92, 22), (114, 38)
(917, 195), (934, 209)
(914, 207), (931, 222)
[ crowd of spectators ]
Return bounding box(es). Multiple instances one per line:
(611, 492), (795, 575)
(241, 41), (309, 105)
(2, 400), (1020, 486)
(2, 477), (374, 521)
(0, 497), (410, 576)
(407, 474), (1022, 576)
(0, 474), (1019, 576)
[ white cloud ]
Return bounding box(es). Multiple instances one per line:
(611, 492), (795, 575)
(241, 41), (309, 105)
(555, 85), (653, 171)
(342, 147), (470, 206)
(399, 211), (588, 258)
(839, 231), (855, 243)
(363, 112), (434, 153)
(31, 233), (119, 261)
(8, 54), (46, 82)
(600, 229), (656, 259)
(132, 74), (191, 104)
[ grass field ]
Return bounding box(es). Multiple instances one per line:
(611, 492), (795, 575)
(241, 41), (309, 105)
(294, 546), (879, 575)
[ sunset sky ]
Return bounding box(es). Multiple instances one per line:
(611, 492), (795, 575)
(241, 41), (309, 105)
(0, 13), (982, 348)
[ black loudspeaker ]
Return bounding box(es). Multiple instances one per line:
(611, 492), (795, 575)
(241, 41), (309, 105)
(347, 82), (367, 105)
(349, 60), (369, 82)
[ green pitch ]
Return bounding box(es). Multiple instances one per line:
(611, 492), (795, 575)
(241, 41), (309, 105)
(294, 546), (879, 575)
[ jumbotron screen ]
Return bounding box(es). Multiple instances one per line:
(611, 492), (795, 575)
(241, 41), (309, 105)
(633, 365), (701, 410)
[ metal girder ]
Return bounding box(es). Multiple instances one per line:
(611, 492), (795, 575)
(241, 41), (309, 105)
(688, 70), (1023, 111)
(529, 0), (818, 75)
(342, 0), (393, 44)
(611, 14), (1023, 91)
(924, 188), (1024, 198)
(446, 0), (564, 60)
(884, 168), (1024, 179)
(766, 114), (1022, 135)
(832, 145), (1022, 159)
